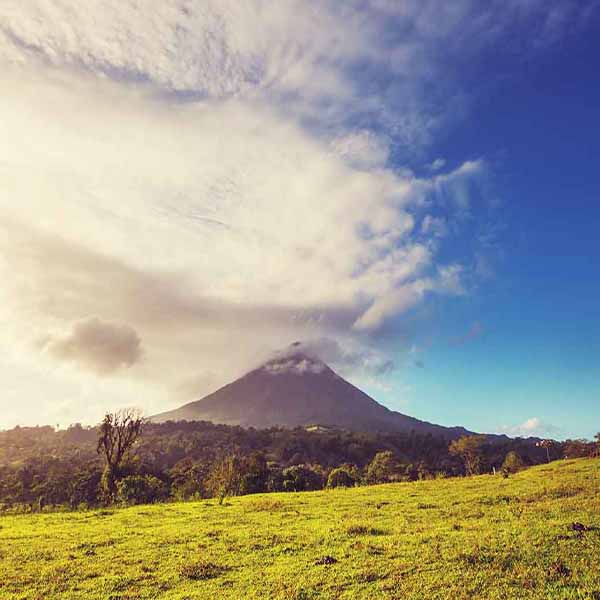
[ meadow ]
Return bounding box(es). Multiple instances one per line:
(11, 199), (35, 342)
(1, 458), (598, 600)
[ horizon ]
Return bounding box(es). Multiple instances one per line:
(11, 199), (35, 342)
(1, 2), (599, 439)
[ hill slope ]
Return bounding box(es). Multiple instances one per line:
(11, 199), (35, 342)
(1, 458), (599, 599)
(153, 348), (471, 438)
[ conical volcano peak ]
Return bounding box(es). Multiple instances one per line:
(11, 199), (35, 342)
(152, 340), (473, 439)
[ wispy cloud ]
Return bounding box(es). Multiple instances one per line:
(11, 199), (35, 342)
(0, 0), (593, 426)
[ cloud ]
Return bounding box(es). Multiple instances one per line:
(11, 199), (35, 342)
(500, 417), (561, 438)
(0, 0), (592, 426)
(354, 263), (465, 331)
(331, 131), (391, 170)
(264, 358), (326, 376)
(421, 215), (448, 238)
(271, 338), (395, 378)
(42, 318), (142, 375)
(427, 158), (446, 172)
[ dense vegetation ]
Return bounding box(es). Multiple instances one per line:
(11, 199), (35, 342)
(1, 418), (597, 511)
(1, 457), (598, 599)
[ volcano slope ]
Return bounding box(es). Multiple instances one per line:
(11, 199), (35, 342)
(152, 350), (472, 438)
(1, 458), (599, 599)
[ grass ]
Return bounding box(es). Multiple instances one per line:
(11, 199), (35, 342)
(1, 458), (599, 599)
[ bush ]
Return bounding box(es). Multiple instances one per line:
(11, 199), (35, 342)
(116, 475), (168, 505)
(282, 465), (324, 492)
(365, 451), (403, 484)
(501, 451), (525, 476)
(327, 466), (358, 488)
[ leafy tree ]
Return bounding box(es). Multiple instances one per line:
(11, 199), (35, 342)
(501, 451), (525, 476)
(96, 409), (144, 500)
(239, 452), (269, 495)
(562, 439), (594, 459)
(169, 459), (207, 500)
(327, 464), (359, 488)
(68, 465), (102, 508)
(449, 435), (486, 476)
(365, 451), (401, 484)
(117, 475), (167, 505)
(282, 464), (323, 492)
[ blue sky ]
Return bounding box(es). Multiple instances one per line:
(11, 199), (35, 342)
(0, 1), (598, 437)
(371, 10), (600, 439)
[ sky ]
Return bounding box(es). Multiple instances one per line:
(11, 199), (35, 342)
(0, 1), (598, 438)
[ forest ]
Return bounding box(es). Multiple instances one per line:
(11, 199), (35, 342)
(0, 416), (597, 512)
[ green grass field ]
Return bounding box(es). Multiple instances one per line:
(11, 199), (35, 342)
(1, 458), (599, 600)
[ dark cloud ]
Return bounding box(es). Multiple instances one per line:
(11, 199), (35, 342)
(43, 317), (142, 375)
(1, 220), (368, 396)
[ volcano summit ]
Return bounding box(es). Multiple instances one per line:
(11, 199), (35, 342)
(152, 346), (472, 438)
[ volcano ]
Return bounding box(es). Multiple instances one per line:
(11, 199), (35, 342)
(152, 347), (472, 438)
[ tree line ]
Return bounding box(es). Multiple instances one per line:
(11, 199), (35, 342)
(0, 411), (597, 512)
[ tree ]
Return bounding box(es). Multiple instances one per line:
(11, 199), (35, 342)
(595, 433), (600, 457)
(562, 438), (593, 459)
(169, 459), (207, 500)
(536, 439), (555, 462)
(281, 465), (324, 492)
(117, 475), (167, 505)
(365, 451), (402, 484)
(327, 465), (359, 488)
(205, 454), (242, 505)
(449, 435), (486, 476)
(239, 452), (269, 495)
(96, 409), (144, 500)
(501, 451), (525, 476)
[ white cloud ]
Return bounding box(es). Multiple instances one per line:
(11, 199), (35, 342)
(427, 158), (446, 172)
(0, 0), (591, 427)
(331, 131), (390, 170)
(500, 417), (560, 438)
(264, 358), (326, 376)
(421, 215), (448, 238)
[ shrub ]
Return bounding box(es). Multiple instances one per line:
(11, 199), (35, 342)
(281, 465), (324, 492)
(501, 451), (525, 476)
(327, 466), (359, 489)
(365, 452), (404, 484)
(116, 475), (167, 505)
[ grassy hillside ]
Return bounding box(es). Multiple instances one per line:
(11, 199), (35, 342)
(1, 458), (599, 600)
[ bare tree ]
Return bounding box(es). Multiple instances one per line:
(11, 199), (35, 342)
(205, 454), (241, 505)
(97, 409), (144, 499)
